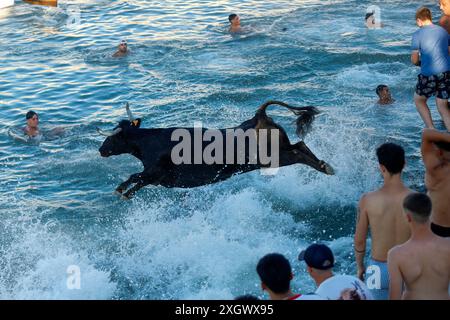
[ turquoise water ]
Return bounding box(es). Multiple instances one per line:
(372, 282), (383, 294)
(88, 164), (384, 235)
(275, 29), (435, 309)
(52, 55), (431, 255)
(0, 0), (443, 299)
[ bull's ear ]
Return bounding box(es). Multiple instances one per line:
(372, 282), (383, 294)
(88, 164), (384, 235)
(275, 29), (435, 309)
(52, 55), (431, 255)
(131, 118), (141, 128)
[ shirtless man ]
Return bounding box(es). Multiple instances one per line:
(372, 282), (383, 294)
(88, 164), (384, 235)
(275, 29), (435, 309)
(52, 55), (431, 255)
(439, 0), (450, 34)
(376, 85), (394, 105)
(421, 129), (450, 237)
(113, 40), (128, 58)
(22, 110), (64, 141)
(23, 110), (40, 138)
(388, 192), (450, 300)
(228, 14), (242, 33)
(354, 143), (412, 299)
(365, 11), (383, 29)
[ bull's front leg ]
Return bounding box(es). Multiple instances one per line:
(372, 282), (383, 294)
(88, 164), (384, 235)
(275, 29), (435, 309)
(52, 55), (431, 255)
(121, 169), (165, 199)
(121, 180), (149, 200)
(115, 172), (144, 195)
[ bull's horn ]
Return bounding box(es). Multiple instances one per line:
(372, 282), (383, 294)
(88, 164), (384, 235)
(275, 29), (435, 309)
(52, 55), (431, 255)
(97, 127), (122, 137)
(125, 102), (134, 121)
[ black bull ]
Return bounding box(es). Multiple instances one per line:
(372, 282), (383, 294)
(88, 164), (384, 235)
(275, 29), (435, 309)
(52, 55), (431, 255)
(98, 101), (334, 199)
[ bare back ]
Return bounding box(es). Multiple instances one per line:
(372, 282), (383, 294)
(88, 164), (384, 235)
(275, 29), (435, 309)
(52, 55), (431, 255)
(365, 186), (411, 261)
(425, 163), (450, 227)
(395, 236), (450, 300)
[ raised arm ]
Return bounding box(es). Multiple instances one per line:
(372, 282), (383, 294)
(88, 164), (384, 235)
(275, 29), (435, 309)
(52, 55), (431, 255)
(387, 248), (403, 300)
(421, 129), (450, 171)
(354, 194), (369, 281)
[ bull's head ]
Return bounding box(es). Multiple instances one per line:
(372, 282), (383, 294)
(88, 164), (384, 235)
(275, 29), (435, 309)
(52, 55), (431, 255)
(98, 103), (142, 157)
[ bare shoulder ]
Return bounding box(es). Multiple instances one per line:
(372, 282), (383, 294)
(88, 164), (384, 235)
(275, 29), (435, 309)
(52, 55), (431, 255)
(360, 190), (379, 204)
(399, 187), (414, 199)
(388, 246), (400, 264)
(388, 242), (410, 261)
(438, 237), (450, 253)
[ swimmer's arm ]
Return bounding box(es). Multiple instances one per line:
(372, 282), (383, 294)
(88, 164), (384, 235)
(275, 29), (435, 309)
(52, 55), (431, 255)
(411, 50), (420, 66)
(387, 248), (403, 300)
(354, 195), (369, 280)
(50, 127), (64, 135)
(421, 129), (450, 172)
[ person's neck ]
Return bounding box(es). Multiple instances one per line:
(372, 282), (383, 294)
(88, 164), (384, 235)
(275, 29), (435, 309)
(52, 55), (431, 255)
(421, 20), (433, 27)
(314, 272), (333, 287)
(379, 97), (392, 104)
(410, 222), (434, 240)
(382, 173), (404, 188)
(269, 289), (296, 300)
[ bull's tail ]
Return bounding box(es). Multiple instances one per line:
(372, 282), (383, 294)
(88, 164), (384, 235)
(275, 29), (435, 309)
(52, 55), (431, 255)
(256, 100), (319, 139)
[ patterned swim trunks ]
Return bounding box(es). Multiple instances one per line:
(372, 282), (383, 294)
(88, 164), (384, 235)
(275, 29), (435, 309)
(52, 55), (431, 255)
(415, 71), (450, 99)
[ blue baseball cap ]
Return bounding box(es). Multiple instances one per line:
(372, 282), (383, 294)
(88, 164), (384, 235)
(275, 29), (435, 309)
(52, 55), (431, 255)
(298, 244), (334, 270)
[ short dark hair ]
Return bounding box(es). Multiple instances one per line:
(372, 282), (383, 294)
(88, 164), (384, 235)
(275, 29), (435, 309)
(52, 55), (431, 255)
(403, 193), (432, 223)
(376, 85), (388, 97)
(376, 143), (405, 174)
(434, 141), (450, 152)
(416, 7), (432, 21)
(228, 14), (237, 23)
(26, 110), (38, 120)
(256, 253), (292, 294)
(365, 11), (374, 21)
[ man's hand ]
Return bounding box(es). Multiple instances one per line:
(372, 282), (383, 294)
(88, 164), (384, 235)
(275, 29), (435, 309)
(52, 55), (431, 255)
(357, 266), (365, 281)
(411, 51), (420, 66)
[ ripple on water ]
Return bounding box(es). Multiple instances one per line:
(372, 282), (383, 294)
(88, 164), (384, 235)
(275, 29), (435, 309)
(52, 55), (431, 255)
(0, 0), (433, 299)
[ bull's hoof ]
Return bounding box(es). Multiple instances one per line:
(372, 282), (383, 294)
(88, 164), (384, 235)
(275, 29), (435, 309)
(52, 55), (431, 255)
(320, 161), (335, 175)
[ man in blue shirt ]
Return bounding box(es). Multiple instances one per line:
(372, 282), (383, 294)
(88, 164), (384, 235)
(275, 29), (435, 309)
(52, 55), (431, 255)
(411, 7), (450, 131)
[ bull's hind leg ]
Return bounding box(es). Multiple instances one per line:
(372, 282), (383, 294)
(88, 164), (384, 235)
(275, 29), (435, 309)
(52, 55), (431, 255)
(292, 141), (334, 175)
(115, 172), (144, 195)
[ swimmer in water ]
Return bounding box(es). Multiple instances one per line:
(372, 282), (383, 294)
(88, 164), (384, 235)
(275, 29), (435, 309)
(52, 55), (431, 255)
(23, 110), (40, 138)
(113, 40), (128, 58)
(365, 11), (383, 29)
(22, 110), (64, 141)
(23, 0), (58, 7)
(228, 14), (242, 33)
(376, 85), (395, 105)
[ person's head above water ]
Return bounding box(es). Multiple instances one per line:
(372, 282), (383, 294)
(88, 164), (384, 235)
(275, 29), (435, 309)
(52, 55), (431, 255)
(118, 40), (128, 53)
(365, 11), (378, 28)
(228, 13), (241, 32)
(376, 143), (405, 176)
(23, 110), (40, 138)
(416, 7), (432, 27)
(26, 110), (39, 128)
(228, 13), (239, 24)
(376, 84), (393, 104)
(365, 11), (374, 22)
(113, 40), (128, 58)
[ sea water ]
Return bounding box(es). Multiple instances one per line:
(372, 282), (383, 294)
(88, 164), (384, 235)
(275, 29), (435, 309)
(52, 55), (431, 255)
(0, 0), (440, 299)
